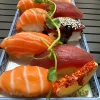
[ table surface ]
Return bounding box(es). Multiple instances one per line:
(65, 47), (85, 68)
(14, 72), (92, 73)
(75, 0), (100, 78)
(0, 0), (17, 56)
(0, 0), (100, 79)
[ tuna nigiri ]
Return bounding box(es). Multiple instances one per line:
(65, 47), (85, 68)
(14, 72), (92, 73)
(31, 45), (94, 70)
(0, 32), (53, 58)
(0, 65), (52, 97)
(17, 0), (46, 13)
(16, 8), (47, 32)
(46, 2), (83, 19)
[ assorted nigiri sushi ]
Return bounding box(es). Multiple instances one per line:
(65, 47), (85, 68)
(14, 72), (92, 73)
(30, 45), (98, 97)
(16, 8), (47, 32)
(17, 0), (72, 13)
(0, 0), (98, 98)
(17, 0), (46, 13)
(0, 32), (53, 58)
(16, 1), (84, 42)
(0, 51), (97, 97)
(0, 65), (52, 97)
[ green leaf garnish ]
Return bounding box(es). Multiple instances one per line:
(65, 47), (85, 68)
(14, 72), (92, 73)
(47, 67), (57, 82)
(48, 1), (56, 17)
(48, 51), (55, 60)
(56, 40), (63, 45)
(46, 89), (52, 100)
(46, 17), (55, 29)
(53, 18), (60, 27)
(44, 0), (49, 4)
(46, 18), (60, 29)
(34, 0), (42, 4)
(48, 11), (53, 16)
(49, 4), (55, 11)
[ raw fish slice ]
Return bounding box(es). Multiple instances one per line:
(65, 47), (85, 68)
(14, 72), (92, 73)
(0, 65), (52, 97)
(31, 45), (94, 70)
(0, 32), (53, 58)
(48, 2), (83, 19)
(17, 0), (46, 13)
(53, 61), (98, 97)
(16, 8), (47, 32)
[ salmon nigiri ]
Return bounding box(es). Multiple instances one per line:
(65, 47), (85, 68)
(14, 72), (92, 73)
(17, 0), (46, 13)
(0, 65), (53, 97)
(16, 8), (47, 32)
(0, 32), (53, 58)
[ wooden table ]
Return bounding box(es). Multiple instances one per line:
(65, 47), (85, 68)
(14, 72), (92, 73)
(75, 0), (100, 77)
(0, 0), (17, 56)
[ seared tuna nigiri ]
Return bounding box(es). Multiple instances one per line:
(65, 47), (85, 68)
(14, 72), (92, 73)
(0, 32), (53, 58)
(31, 45), (94, 70)
(16, 8), (47, 32)
(17, 0), (46, 13)
(0, 65), (52, 97)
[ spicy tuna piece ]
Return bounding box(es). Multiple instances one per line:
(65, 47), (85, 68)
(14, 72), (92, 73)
(53, 61), (98, 97)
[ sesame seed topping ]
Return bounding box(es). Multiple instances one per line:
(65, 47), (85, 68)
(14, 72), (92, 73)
(56, 17), (84, 30)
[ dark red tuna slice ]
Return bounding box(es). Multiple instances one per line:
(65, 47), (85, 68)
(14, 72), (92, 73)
(30, 45), (94, 70)
(46, 2), (83, 19)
